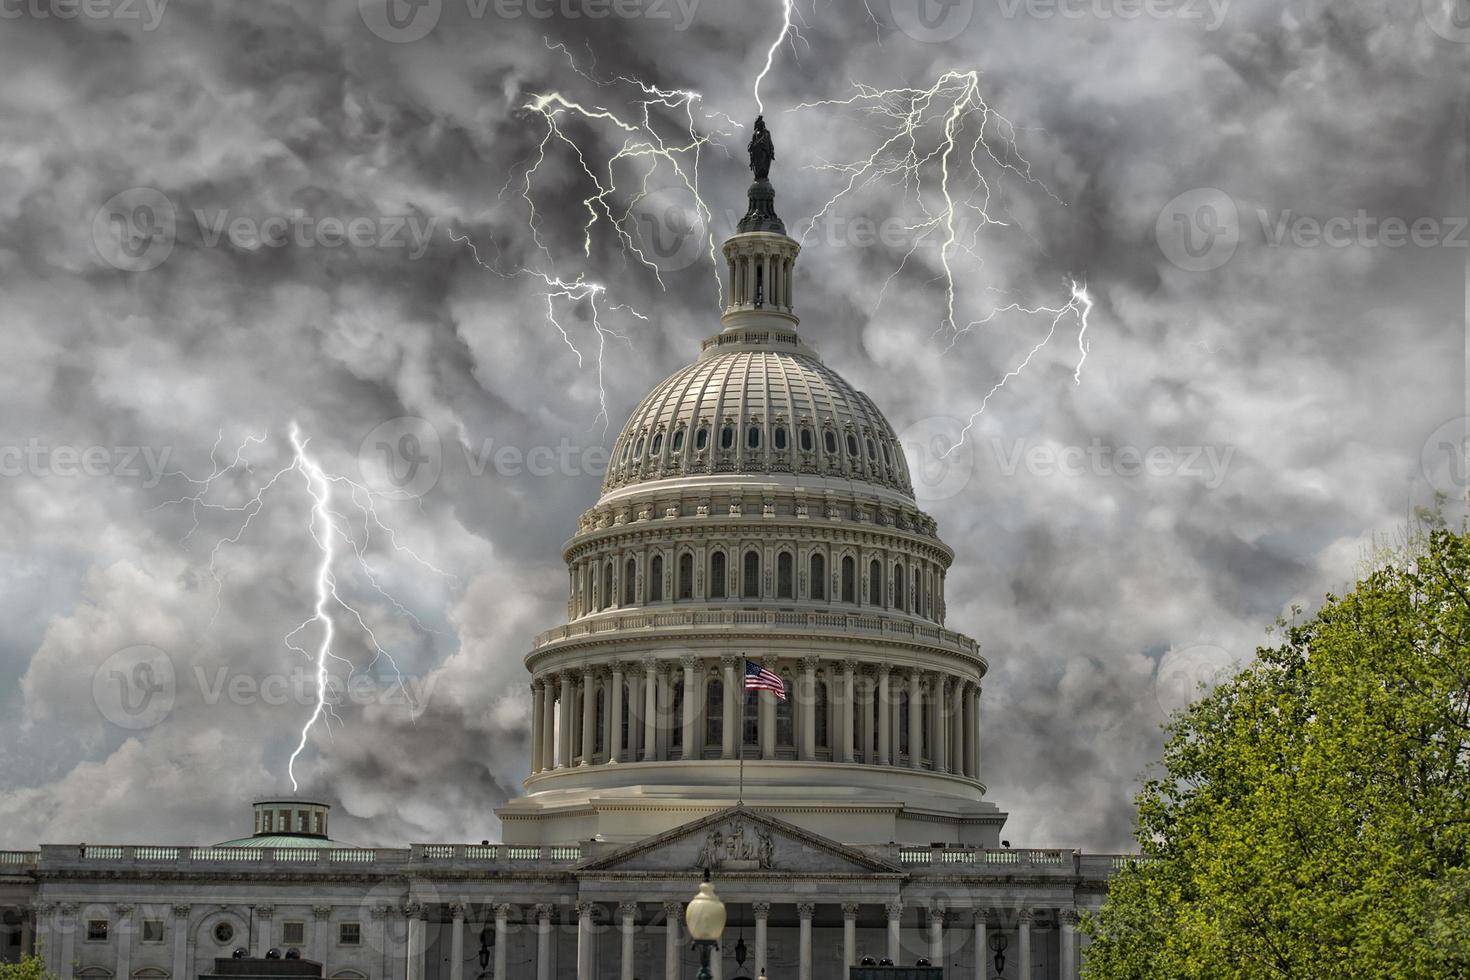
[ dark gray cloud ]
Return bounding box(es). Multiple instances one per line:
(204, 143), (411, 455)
(0, 0), (1462, 851)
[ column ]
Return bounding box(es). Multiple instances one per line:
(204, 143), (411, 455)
(447, 904), (465, 980)
(618, 903), (637, 980)
(927, 905), (944, 967)
(534, 905), (553, 980)
(559, 673), (575, 768)
(1018, 910), (1032, 979)
(721, 657), (738, 759)
(254, 905), (273, 958)
(797, 903), (815, 980)
(965, 683), (979, 779)
(972, 911), (988, 980)
(681, 656), (699, 760)
(885, 903), (902, 965)
(575, 902), (593, 980)
(580, 668), (597, 765)
(656, 664), (672, 760)
(172, 906), (192, 980)
(404, 904), (425, 980)
(492, 906), (510, 980)
(311, 906), (331, 966)
(840, 661), (856, 763)
(114, 905), (133, 980)
(628, 664), (644, 762)
(800, 657), (817, 760)
(951, 680), (966, 776)
(20, 909), (33, 957)
(643, 659), (659, 761)
(542, 677), (557, 771)
(877, 666), (892, 765)
(530, 681), (545, 772)
(856, 671), (871, 764)
(934, 676), (949, 773)
(752, 903), (769, 978)
(371, 905), (390, 980)
(841, 904), (858, 972)
(662, 902), (681, 980)
(908, 669), (923, 769)
(758, 686), (776, 758)
(1059, 909), (1079, 980)
(58, 905), (76, 980)
(609, 661), (625, 763)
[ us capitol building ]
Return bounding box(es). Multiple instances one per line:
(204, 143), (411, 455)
(0, 123), (1134, 979)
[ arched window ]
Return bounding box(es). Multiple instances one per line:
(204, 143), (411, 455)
(898, 690), (910, 756)
(815, 680), (829, 749)
(633, 436), (644, 459)
(743, 550), (761, 598)
(866, 437), (877, 460)
(747, 425), (761, 449)
(620, 441), (631, 463)
(800, 428), (814, 452)
(720, 425), (735, 450)
(774, 426), (788, 450)
(824, 430), (838, 454)
(594, 685), (606, 754)
(650, 432), (663, 456)
(709, 551), (727, 599)
(678, 552), (694, 600)
(672, 428), (686, 453)
(810, 553), (826, 600)
(671, 677), (684, 752)
(602, 561), (614, 610)
(743, 689), (760, 748)
(695, 426), (709, 451)
(776, 552), (794, 599)
(706, 678), (723, 745)
(893, 562), (905, 610)
(620, 683), (631, 753)
(846, 433), (860, 457)
(841, 556), (856, 604)
(868, 559), (882, 606)
(650, 555), (664, 601)
(623, 558), (636, 605)
(913, 568), (922, 616)
(776, 678), (794, 747)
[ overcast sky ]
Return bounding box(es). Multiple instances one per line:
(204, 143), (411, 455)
(0, 0), (1464, 851)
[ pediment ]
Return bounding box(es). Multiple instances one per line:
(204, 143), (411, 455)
(578, 806), (902, 876)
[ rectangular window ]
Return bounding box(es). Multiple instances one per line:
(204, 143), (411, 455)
(282, 922), (305, 945)
(338, 922), (361, 946)
(86, 920), (109, 942)
(142, 920), (165, 944)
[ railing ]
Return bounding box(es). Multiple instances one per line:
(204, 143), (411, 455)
(533, 608), (980, 656)
(0, 851), (38, 868)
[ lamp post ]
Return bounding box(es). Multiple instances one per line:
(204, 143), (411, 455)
(684, 870), (727, 980)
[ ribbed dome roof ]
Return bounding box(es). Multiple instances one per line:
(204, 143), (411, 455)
(603, 342), (914, 497)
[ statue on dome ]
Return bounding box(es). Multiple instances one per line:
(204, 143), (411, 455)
(748, 115), (776, 181)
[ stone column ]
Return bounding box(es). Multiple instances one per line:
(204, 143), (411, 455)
(57, 904), (75, 980)
(681, 656), (699, 760)
(800, 657), (817, 760)
(254, 905), (273, 958)
(965, 683), (980, 779)
(797, 903), (815, 980)
(752, 903), (770, 977)
(841, 904), (859, 971)
(558, 673), (575, 768)
(758, 683), (776, 757)
(927, 905), (945, 968)
(493, 905), (510, 980)
(575, 902), (594, 980)
(627, 663), (644, 762)
(721, 656), (739, 759)
(972, 911), (988, 980)
(1060, 908), (1079, 980)
(404, 904), (425, 980)
(656, 664), (673, 760)
(580, 668), (597, 765)
(447, 904), (465, 980)
(370, 905), (390, 980)
(885, 902), (902, 965)
(951, 680), (966, 776)
(1018, 910), (1032, 980)
(171, 906), (190, 980)
(908, 669), (923, 768)
(934, 676), (949, 773)
(840, 660), (856, 763)
(609, 661), (625, 763)
(662, 902), (681, 980)
(114, 905), (133, 980)
(534, 905), (553, 980)
(530, 680), (545, 772)
(876, 666), (892, 765)
(643, 659), (659, 761)
(311, 906), (331, 967)
(541, 677), (557, 772)
(20, 908), (33, 957)
(618, 903), (637, 980)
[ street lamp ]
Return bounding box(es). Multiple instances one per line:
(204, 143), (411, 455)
(684, 869), (727, 980)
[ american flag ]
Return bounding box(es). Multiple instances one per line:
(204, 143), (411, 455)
(744, 660), (787, 700)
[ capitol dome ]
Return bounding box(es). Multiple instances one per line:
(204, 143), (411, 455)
(498, 126), (1001, 849)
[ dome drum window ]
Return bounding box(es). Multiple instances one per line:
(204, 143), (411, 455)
(695, 426), (710, 452)
(746, 426), (761, 450)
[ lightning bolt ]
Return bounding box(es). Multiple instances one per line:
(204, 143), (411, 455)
(155, 424), (452, 790)
(754, 0), (803, 113)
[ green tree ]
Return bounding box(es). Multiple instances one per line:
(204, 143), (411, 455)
(0, 954), (61, 980)
(1083, 526), (1470, 979)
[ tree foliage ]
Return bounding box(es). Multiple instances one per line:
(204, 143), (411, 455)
(0, 954), (60, 980)
(1083, 526), (1470, 979)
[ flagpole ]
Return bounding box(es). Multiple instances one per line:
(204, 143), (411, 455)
(737, 657), (745, 805)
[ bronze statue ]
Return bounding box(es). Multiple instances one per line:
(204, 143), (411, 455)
(748, 115), (775, 181)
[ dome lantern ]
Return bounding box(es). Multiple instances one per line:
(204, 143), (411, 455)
(720, 115), (801, 336)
